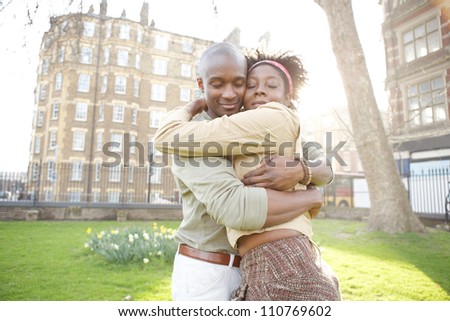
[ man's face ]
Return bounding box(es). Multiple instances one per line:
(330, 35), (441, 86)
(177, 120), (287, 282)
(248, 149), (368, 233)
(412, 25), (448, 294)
(197, 54), (247, 119)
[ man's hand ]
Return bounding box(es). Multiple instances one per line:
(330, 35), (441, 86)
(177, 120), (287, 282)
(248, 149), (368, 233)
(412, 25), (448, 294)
(306, 185), (323, 218)
(242, 155), (306, 191)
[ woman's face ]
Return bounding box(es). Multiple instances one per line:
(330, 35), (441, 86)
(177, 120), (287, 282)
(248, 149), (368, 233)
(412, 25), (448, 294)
(243, 64), (290, 110)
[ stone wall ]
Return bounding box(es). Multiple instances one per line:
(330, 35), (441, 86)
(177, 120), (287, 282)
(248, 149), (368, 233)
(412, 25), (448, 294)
(321, 206), (370, 221)
(0, 205), (182, 221)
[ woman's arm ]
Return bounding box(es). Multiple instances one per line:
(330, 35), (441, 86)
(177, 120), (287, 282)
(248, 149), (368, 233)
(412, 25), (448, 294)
(154, 101), (299, 157)
(241, 142), (334, 189)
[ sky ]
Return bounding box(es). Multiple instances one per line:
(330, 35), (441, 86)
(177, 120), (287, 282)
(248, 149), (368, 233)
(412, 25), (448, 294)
(0, 0), (386, 171)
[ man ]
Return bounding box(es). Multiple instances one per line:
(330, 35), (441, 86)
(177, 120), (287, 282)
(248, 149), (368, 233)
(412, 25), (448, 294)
(155, 43), (326, 300)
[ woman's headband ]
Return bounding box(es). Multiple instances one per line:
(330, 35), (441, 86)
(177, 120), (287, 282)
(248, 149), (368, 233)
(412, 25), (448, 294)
(248, 60), (293, 96)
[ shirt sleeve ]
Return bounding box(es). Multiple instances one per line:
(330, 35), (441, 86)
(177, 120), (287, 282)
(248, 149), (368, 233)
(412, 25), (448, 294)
(172, 155), (267, 231)
(154, 102), (299, 157)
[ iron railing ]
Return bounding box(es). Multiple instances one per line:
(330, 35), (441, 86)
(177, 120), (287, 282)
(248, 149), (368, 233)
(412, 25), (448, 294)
(0, 162), (180, 205)
(1, 164), (449, 221)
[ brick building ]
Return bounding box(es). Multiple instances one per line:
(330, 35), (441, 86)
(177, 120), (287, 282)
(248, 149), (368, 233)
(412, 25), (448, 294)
(382, 0), (450, 173)
(28, 1), (214, 203)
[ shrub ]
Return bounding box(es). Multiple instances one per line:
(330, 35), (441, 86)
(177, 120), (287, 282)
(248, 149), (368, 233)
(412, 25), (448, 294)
(85, 223), (177, 264)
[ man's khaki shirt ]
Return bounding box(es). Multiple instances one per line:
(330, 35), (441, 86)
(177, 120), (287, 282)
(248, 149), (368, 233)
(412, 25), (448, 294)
(167, 111), (268, 254)
(155, 102), (324, 251)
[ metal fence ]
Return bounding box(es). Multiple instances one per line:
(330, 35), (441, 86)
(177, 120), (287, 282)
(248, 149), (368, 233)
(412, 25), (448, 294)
(0, 162), (180, 206)
(404, 167), (450, 221)
(1, 163), (449, 220)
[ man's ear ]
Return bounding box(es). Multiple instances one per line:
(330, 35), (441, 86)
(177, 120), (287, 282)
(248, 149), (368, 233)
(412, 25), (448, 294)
(197, 77), (204, 92)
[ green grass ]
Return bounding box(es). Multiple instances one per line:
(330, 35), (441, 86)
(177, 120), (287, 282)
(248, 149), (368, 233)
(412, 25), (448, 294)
(0, 219), (449, 301)
(311, 219), (450, 301)
(0, 221), (179, 301)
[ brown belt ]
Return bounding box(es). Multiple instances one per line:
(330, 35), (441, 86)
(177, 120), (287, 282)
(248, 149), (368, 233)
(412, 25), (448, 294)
(179, 244), (241, 268)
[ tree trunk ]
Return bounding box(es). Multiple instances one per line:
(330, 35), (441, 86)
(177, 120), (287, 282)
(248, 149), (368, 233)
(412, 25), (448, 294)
(314, 0), (426, 233)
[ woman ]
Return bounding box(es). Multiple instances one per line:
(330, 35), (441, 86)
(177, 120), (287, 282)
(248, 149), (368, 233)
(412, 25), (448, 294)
(155, 50), (341, 301)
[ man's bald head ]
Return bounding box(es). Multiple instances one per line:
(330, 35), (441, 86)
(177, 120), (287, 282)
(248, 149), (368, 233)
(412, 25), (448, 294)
(195, 42), (247, 119)
(197, 42), (247, 79)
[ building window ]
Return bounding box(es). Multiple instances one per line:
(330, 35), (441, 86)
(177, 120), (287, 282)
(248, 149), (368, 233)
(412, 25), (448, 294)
(75, 102), (88, 121)
(111, 133), (123, 152)
(181, 63), (191, 78)
(114, 75), (127, 94)
(47, 161), (56, 181)
(153, 58), (168, 75)
(77, 74), (90, 92)
(72, 131), (86, 151)
(133, 79), (139, 97)
(151, 83), (166, 102)
(150, 110), (165, 128)
(137, 29), (143, 43)
(150, 167), (162, 184)
(109, 167), (121, 183)
(96, 132), (103, 151)
(106, 23), (112, 38)
(58, 46), (65, 62)
(83, 21), (95, 37)
(71, 161), (83, 181)
(131, 108), (137, 125)
(151, 137), (162, 157)
(60, 21), (68, 34)
(130, 134), (137, 154)
(135, 53), (141, 69)
(112, 105), (124, 122)
(119, 24), (130, 40)
(80, 47), (93, 64)
(34, 136), (41, 154)
(154, 34), (168, 50)
(128, 165), (134, 183)
(46, 189), (54, 201)
(41, 59), (49, 75)
(92, 191), (100, 202)
(101, 75), (108, 93)
(108, 191), (120, 203)
(117, 49), (129, 66)
(49, 131), (57, 150)
(54, 73), (62, 91)
(406, 76), (447, 127)
(95, 162), (101, 182)
(98, 104), (105, 122)
(180, 88), (191, 102)
(51, 102), (59, 119)
(32, 162), (39, 181)
(104, 48), (110, 64)
(43, 36), (52, 49)
(182, 40), (193, 53)
(69, 191), (81, 202)
(37, 111), (44, 127)
(39, 84), (47, 100)
(402, 16), (440, 63)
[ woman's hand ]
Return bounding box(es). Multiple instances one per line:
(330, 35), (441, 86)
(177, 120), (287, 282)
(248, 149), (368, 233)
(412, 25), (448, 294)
(186, 97), (207, 116)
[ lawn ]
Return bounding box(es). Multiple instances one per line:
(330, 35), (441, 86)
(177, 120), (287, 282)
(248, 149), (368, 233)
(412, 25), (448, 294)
(0, 218), (449, 301)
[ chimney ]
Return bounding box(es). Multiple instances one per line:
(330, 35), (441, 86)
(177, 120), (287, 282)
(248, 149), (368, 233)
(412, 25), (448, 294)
(140, 1), (149, 26)
(100, 0), (107, 17)
(257, 32), (271, 51)
(223, 27), (241, 47)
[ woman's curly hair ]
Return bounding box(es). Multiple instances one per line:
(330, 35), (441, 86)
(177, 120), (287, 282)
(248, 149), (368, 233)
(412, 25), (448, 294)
(244, 49), (308, 102)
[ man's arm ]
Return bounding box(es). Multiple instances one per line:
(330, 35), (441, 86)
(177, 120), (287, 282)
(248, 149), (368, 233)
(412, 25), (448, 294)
(173, 156), (322, 231)
(264, 187), (322, 227)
